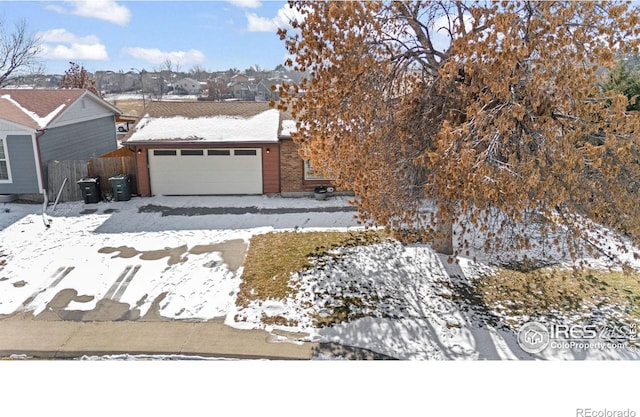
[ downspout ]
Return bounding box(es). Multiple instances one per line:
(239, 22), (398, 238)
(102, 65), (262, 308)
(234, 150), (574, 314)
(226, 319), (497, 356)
(35, 128), (51, 227)
(33, 128), (48, 194)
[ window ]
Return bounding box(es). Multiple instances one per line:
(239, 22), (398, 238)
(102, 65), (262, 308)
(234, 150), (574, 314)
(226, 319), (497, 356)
(304, 160), (332, 181)
(153, 150), (177, 156)
(181, 149), (203, 156)
(0, 139), (10, 182)
(208, 149), (230, 156)
(234, 149), (257, 156)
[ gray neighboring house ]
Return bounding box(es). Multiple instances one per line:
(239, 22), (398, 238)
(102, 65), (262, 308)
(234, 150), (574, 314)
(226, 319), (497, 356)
(0, 89), (121, 200)
(174, 77), (203, 95)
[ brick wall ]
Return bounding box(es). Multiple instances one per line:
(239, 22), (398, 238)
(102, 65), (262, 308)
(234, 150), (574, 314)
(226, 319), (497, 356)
(279, 137), (337, 194)
(261, 143), (280, 193)
(134, 147), (151, 196)
(279, 138), (306, 193)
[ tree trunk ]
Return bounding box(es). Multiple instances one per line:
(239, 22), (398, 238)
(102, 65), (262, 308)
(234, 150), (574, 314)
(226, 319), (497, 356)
(432, 217), (453, 255)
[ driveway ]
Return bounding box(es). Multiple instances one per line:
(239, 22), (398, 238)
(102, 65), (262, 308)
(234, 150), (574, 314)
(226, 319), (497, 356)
(0, 195), (362, 324)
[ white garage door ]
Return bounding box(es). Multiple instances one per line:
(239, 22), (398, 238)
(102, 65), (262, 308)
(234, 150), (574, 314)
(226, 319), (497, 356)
(148, 148), (262, 195)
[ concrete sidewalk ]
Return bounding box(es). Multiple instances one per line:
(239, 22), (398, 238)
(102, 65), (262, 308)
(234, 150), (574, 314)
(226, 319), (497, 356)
(0, 314), (318, 360)
(0, 314), (393, 360)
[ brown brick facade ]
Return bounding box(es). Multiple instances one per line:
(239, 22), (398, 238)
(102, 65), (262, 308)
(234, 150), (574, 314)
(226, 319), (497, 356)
(134, 147), (151, 196)
(279, 137), (333, 194)
(261, 143), (280, 193)
(279, 138), (305, 193)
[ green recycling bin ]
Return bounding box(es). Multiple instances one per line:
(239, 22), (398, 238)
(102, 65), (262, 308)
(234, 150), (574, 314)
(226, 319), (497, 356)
(77, 177), (101, 204)
(108, 174), (132, 201)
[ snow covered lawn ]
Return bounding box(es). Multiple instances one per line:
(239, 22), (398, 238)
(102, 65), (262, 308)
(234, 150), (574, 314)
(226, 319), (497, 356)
(0, 195), (358, 321)
(0, 205), (254, 319)
(236, 237), (640, 360)
(0, 195), (638, 360)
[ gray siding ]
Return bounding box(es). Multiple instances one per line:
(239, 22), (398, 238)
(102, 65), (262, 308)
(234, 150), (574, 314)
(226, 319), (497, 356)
(0, 135), (40, 194)
(38, 116), (118, 187)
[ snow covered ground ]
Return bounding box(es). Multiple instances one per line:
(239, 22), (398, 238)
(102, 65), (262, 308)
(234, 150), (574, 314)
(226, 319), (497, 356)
(0, 195), (638, 361)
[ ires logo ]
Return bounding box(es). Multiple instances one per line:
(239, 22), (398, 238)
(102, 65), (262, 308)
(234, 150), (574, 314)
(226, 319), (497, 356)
(517, 321), (550, 354)
(548, 323), (637, 341)
(517, 321), (638, 355)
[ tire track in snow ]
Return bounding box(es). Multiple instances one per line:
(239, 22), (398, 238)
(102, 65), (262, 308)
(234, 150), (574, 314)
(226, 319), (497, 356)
(104, 265), (141, 301)
(22, 266), (75, 311)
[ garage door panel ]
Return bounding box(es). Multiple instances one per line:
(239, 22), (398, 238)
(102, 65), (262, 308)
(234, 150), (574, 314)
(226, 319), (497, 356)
(148, 148), (262, 195)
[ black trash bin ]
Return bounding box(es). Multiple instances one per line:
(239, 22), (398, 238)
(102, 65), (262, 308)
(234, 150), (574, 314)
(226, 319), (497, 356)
(108, 173), (132, 201)
(77, 177), (101, 204)
(314, 186), (328, 200)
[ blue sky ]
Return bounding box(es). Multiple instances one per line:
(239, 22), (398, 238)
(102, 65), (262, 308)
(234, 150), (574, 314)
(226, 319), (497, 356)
(0, 0), (298, 74)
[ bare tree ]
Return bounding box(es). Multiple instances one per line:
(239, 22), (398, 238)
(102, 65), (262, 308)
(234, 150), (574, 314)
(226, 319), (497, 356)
(189, 64), (209, 81)
(162, 58), (173, 74)
(59, 62), (100, 95)
(0, 19), (41, 87)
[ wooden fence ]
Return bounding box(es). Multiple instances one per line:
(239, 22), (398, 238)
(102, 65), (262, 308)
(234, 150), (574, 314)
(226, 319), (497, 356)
(47, 155), (137, 202)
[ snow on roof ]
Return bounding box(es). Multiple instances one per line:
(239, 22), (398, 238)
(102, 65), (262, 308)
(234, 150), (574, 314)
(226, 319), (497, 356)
(1, 94), (66, 129)
(280, 119), (297, 137)
(127, 108), (281, 143)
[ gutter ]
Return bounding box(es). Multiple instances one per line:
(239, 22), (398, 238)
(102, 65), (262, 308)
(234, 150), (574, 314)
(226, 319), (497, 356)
(124, 139), (280, 147)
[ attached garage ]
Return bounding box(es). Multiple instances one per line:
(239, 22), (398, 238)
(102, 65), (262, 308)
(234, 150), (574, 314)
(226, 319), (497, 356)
(125, 102), (282, 197)
(147, 148), (263, 195)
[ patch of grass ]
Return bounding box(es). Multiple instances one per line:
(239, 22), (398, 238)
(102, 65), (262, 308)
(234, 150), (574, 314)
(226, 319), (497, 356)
(237, 229), (387, 308)
(475, 267), (640, 324)
(106, 99), (146, 117)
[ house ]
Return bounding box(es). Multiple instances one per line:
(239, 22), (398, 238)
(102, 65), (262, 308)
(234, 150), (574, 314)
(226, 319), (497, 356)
(255, 79), (279, 102)
(124, 101), (334, 196)
(174, 77), (203, 95)
(228, 74), (257, 101)
(0, 89), (122, 200)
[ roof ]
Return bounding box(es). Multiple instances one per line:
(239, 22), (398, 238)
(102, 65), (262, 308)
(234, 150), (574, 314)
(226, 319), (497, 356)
(176, 77), (200, 84)
(280, 119), (297, 138)
(277, 107), (296, 139)
(0, 88), (121, 130)
(126, 101), (285, 144)
(0, 96), (40, 129)
(141, 101), (271, 119)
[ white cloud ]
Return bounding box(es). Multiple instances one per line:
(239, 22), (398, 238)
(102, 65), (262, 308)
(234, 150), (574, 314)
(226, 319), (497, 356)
(41, 43), (109, 61)
(246, 12), (277, 32)
(46, 0), (131, 26)
(246, 3), (305, 33)
(44, 5), (67, 14)
(122, 47), (206, 65)
(37, 29), (109, 61)
(226, 0), (262, 8)
(38, 29), (100, 45)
